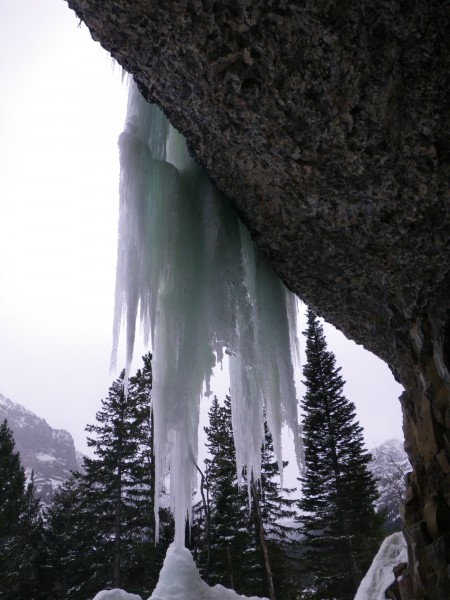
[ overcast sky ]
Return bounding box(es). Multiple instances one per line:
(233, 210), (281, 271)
(0, 0), (404, 463)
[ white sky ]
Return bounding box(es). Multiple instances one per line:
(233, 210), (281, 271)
(0, 0), (404, 462)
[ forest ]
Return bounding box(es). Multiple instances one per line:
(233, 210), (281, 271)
(0, 311), (403, 600)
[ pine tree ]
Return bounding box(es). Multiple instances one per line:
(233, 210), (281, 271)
(254, 421), (299, 600)
(369, 439), (409, 532)
(81, 369), (132, 592)
(201, 396), (299, 600)
(298, 309), (383, 600)
(202, 395), (260, 595)
(125, 354), (174, 592)
(43, 353), (173, 598)
(43, 475), (94, 599)
(0, 419), (44, 599)
(81, 353), (173, 595)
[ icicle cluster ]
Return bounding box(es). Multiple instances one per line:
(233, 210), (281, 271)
(112, 82), (304, 544)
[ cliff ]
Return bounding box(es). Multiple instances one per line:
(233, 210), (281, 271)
(0, 393), (83, 505)
(64, 1), (450, 597)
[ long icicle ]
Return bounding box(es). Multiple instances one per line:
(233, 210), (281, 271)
(112, 81), (303, 543)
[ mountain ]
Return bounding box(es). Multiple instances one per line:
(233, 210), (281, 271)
(0, 393), (83, 506)
(370, 439), (410, 532)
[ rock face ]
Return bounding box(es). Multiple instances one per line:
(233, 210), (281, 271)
(0, 393), (83, 505)
(65, 1), (450, 597)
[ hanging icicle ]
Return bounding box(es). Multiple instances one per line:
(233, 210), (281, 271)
(112, 81), (304, 543)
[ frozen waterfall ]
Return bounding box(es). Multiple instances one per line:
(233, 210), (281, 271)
(112, 82), (303, 543)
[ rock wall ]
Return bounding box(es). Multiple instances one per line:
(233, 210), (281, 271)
(65, 1), (450, 597)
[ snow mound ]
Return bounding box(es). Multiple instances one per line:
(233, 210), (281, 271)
(354, 532), (407, 600)
(93, 590), (142, 600)
(149, 543), (268, 600)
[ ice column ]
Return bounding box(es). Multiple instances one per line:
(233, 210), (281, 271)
(112, 82), (304, 543)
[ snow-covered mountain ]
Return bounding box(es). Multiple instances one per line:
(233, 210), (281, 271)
(0, 392), (84, 506)
(370, 438), (411, 531)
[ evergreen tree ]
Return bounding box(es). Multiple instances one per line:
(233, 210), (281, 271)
(202, 395), (260, 595)
(298, 309), (383, 600)
(80, 369), (134, 593)
(200, 396), (298, 600)
(253, 421), (299, 600)
(43, 475), (94, 599)
(125, 354), (174, 592)
(0, 419), (44, 599)
(43, 353), (173, 599)
(369, 439), (409, 532)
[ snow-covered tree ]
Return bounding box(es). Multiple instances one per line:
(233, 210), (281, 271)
(370, 438), (410, 531)
(298, 309), (383, 600)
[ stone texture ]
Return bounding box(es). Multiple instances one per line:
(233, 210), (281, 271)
(65, 1), (450, 597)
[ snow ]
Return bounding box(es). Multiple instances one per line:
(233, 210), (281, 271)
(112, 81), (303, 541)
(93, 544), (268, 600)
(93, 590), (142, 600)
(49, 476), (65, 488)
(149, 543), (268, 600)
(93, 534), (406, 600)
(353, 532), (407, 600)
(51, 428), (73, 443)
(35, 452), (57, 463)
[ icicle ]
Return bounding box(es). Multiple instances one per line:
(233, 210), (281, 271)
(112, 81), (304, 542)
